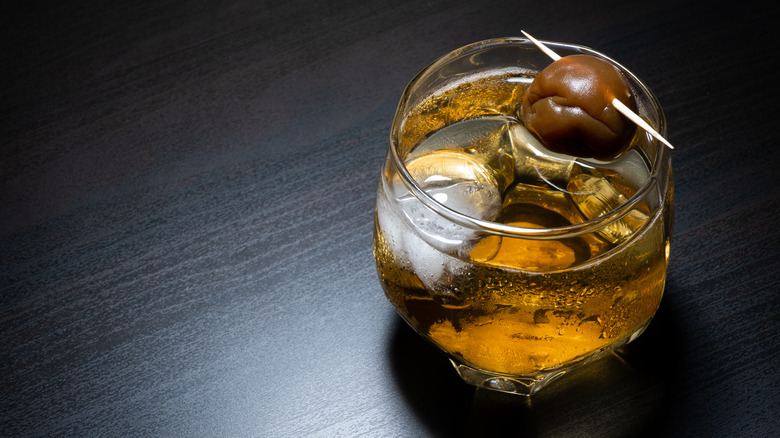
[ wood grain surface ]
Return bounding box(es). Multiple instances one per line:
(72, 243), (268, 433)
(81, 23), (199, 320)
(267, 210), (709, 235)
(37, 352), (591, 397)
(2, 0), (778, 436)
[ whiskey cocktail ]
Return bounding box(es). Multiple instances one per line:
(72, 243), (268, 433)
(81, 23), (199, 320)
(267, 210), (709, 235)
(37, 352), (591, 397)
(374, 38), (673, 395)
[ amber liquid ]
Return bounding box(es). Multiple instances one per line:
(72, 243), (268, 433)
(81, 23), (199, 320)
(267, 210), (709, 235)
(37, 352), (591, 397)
(375, 189), (669, 375)
(375, 71), (671, 376)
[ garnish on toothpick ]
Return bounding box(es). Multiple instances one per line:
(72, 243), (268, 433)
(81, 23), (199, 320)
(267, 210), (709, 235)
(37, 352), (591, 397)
(521, 30), (674, 150)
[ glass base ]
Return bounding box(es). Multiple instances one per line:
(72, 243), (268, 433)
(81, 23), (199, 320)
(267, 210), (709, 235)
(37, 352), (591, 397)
(451, 361), (568, 395)
(449, 318), (653, 396)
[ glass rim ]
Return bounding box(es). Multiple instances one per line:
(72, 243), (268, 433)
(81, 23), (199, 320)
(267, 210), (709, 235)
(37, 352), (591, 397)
(389, 36), (670, 239)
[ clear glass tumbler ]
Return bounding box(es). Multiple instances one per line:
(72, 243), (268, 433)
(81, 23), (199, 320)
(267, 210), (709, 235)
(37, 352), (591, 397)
(373, 37), (673, 395)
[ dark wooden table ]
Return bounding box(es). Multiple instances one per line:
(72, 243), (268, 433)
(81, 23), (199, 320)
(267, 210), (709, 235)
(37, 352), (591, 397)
(2, 0), (778, 436)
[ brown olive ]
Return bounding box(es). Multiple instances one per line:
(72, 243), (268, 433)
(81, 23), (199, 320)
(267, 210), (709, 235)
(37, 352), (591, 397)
(520, 54), (637, 160)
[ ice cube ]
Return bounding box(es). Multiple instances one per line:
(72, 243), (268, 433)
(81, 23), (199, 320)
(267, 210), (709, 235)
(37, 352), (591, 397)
(405, 117), (516, 194)
(384, 117), (519, 296)
(566, 147), (655, 243)
(376, 185), (465, 295)
(403, 152), (502, 225)
(566, 173), (649, 244)
(509, 122), (653, 243)
(378, 173), (471, 297)
(393, 117), (520, 247)
(579, 147), (657, 211)
(509, 123), (580, 189)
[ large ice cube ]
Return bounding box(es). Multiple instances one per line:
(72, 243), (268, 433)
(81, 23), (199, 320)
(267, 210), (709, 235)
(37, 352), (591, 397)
(385, 117), (518, 295)
(397, 116), (519, 243)
(402, 152), (502, 228)
(379, 168), (473, 297)
(405, 116), (516, 194)
(376, 184), (460, 295)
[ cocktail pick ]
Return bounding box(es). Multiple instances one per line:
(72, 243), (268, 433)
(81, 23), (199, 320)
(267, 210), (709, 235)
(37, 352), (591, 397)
(521, 30), (674, 150)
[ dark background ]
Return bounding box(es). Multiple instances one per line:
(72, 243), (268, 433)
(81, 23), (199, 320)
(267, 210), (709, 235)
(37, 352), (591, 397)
(2, 0), (778, 436)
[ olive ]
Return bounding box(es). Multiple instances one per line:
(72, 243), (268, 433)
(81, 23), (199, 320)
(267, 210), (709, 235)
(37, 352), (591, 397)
(520, 54), (637, 160)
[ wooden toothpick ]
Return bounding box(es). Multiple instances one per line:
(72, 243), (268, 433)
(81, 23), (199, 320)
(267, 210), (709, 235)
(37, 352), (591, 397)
(521, 30), (561, 61)
(521, 30), (674, 150)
